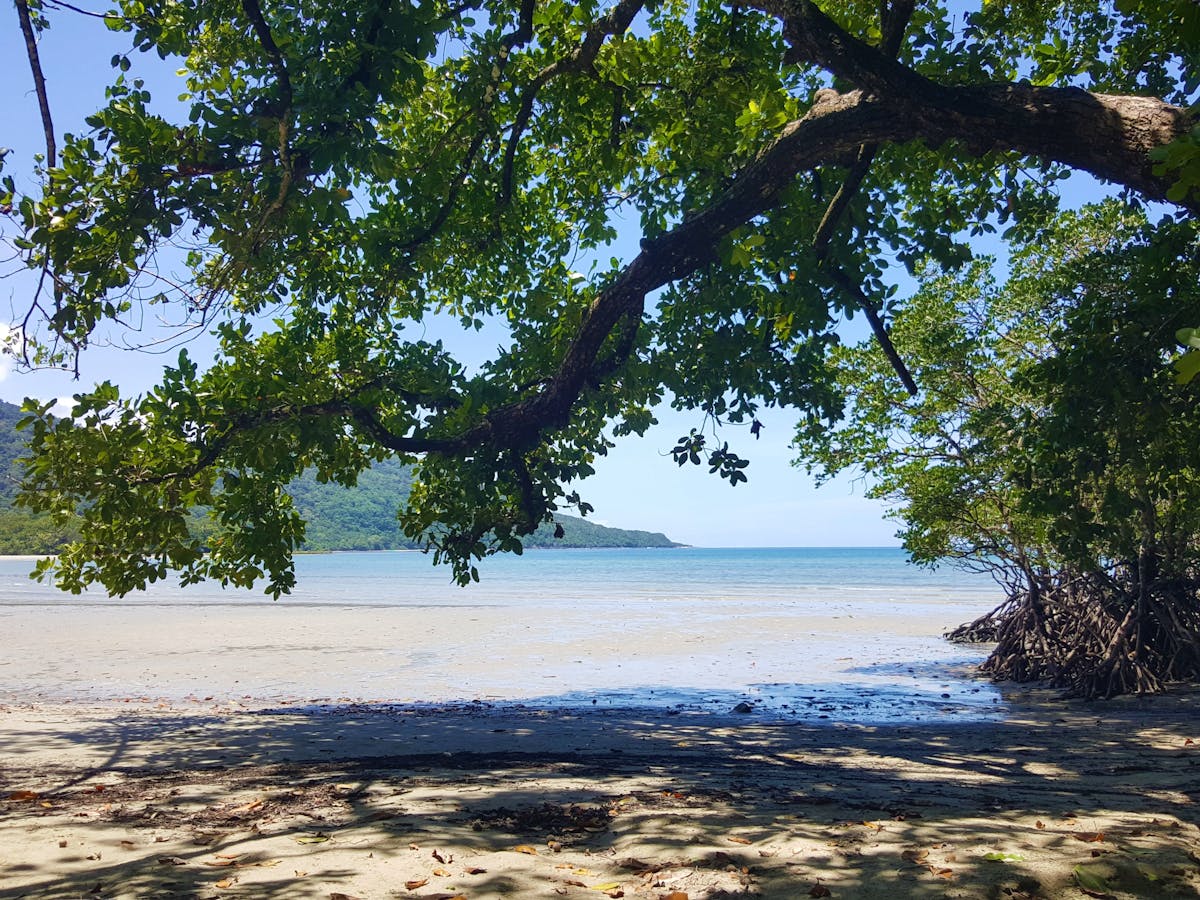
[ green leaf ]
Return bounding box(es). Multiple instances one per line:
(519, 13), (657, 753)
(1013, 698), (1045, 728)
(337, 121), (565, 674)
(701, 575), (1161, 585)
(1173, 349), (1200, 384)
(1073, 863), (1112, 895)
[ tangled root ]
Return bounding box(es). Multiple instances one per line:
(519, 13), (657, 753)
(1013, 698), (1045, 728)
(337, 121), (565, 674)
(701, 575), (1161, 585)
(948, 569), (1200, 698)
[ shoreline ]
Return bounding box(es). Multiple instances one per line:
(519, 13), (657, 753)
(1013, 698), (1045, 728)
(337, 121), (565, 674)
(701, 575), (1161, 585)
(0, 590), (1003, 724)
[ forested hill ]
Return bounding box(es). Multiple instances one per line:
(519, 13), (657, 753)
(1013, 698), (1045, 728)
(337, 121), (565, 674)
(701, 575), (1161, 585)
(0, 401), (680, 553)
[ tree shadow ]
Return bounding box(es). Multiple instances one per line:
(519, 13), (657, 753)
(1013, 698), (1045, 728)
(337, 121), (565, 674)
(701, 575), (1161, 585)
(3, 681), (1199, 898)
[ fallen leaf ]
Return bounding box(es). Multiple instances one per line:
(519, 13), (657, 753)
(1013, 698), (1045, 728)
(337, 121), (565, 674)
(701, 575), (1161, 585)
(934, 868), (954, 879)
(433, 849), (447, 863)
(39, 801), (53, 808)
(663, 893), (689, 900)
(901, 849), (928, 864)
(329, 894), (364, 900)
(405, 879), (429, 890)
(58, 840), (67, 848)
(1136, 861), (1164, 881)
(463, 867), (487, 875)
(1185, 738), (1194, 746)
(1074, 832), (1106, 843)
(215, 853), (241, 860)
(158, 856), (188, 866)
(296, 833), (330, 844)
(727, 836), (751, 845)
(809, 885), (832, 898)
(8, 790), (39, 801)
(984, 852), (1025, 862)
(215, 877), (237, 889)
(1035, 821), (1045, 829)
(364, 810), (393, 821)
(1074, 863), (1114, 897)
(120, 840), (136, 849)
(204, 859), (238, 867)
(514, 845), (538, 855)
(433, 867), (452, 877)
(591, 883), (622, 891)
(410, 843), (421, 850)
(564, 880), (587, 888)
(860, 821), (881, 830)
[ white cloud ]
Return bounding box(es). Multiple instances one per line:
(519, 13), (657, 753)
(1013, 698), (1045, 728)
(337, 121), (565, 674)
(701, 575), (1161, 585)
(0, 324), (16, 383)
(50, 396), (76, 418)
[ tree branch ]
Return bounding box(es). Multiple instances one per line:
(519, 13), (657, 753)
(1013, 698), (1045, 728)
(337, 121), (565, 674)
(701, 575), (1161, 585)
(827, 266), (918, 395)
(752, 0), (1194, 208)
(500, 0), (645, 203)
(108, 77), (1199, 472)
(399, 0), (538, 251)
(749, 0), (936, 98)
(15, 0), (56, 166)
(239, 0), (293, 107)
(439, 84), (1194, 454)
(811, 0), (917, 395)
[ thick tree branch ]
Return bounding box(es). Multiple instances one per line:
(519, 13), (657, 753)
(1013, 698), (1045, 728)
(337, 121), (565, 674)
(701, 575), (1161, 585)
(239, 0), (293, 107)
(148, 87), (1196, 463)
(441, 84), (1195, 453)
(749, 0), (937, 98)
(753, 0), (1193, 207)
(16, 0), (56, 166)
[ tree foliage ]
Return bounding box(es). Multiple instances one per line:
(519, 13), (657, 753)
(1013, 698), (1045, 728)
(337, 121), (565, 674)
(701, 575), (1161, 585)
(796, 202), (1200, 696)
(0, 401), (677, 554)
(1, 0), (1196, 594)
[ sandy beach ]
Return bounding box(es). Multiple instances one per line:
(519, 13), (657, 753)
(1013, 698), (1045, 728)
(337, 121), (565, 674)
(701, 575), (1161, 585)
(1, 584), (1199, 899)
(2, 690), (1199, 899)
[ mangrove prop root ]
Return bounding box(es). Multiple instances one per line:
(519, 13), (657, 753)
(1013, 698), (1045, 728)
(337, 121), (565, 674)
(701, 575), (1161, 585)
(946, 567), (1200, 698)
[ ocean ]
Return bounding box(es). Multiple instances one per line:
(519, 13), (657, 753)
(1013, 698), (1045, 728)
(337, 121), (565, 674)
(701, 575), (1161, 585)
(0, 548), (1009, 722)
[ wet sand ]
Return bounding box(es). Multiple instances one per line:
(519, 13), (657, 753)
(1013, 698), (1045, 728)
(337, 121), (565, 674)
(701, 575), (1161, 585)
(2, 584), (1199, 897)
(0, 591), (1000, 722)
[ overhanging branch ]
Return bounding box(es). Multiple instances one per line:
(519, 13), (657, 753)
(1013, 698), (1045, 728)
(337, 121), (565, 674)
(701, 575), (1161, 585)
(16, 0), (56, 166)
(811, 0), (918, 396)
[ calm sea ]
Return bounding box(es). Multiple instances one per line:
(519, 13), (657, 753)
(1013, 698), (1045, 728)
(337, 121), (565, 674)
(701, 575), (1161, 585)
(0, 546), (1001, 607)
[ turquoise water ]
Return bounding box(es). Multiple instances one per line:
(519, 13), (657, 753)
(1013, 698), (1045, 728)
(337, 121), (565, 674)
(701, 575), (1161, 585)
(0, 546), (1001, 607)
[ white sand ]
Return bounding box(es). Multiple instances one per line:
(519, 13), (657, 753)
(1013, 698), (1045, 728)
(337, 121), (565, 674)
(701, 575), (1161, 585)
(1, 593), (1199, 898)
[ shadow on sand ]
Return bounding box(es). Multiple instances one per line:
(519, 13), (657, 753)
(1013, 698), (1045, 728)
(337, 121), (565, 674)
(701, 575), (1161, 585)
(2, 680), (1199, 899)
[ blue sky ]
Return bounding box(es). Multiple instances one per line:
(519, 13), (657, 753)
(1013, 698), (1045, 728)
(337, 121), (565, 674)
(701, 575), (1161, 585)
(0, 8), (1009, 548)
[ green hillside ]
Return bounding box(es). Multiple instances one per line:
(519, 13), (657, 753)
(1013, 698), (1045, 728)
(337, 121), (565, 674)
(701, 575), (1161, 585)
(0, 402), (680, 554)
(0, 402), (79, 554)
